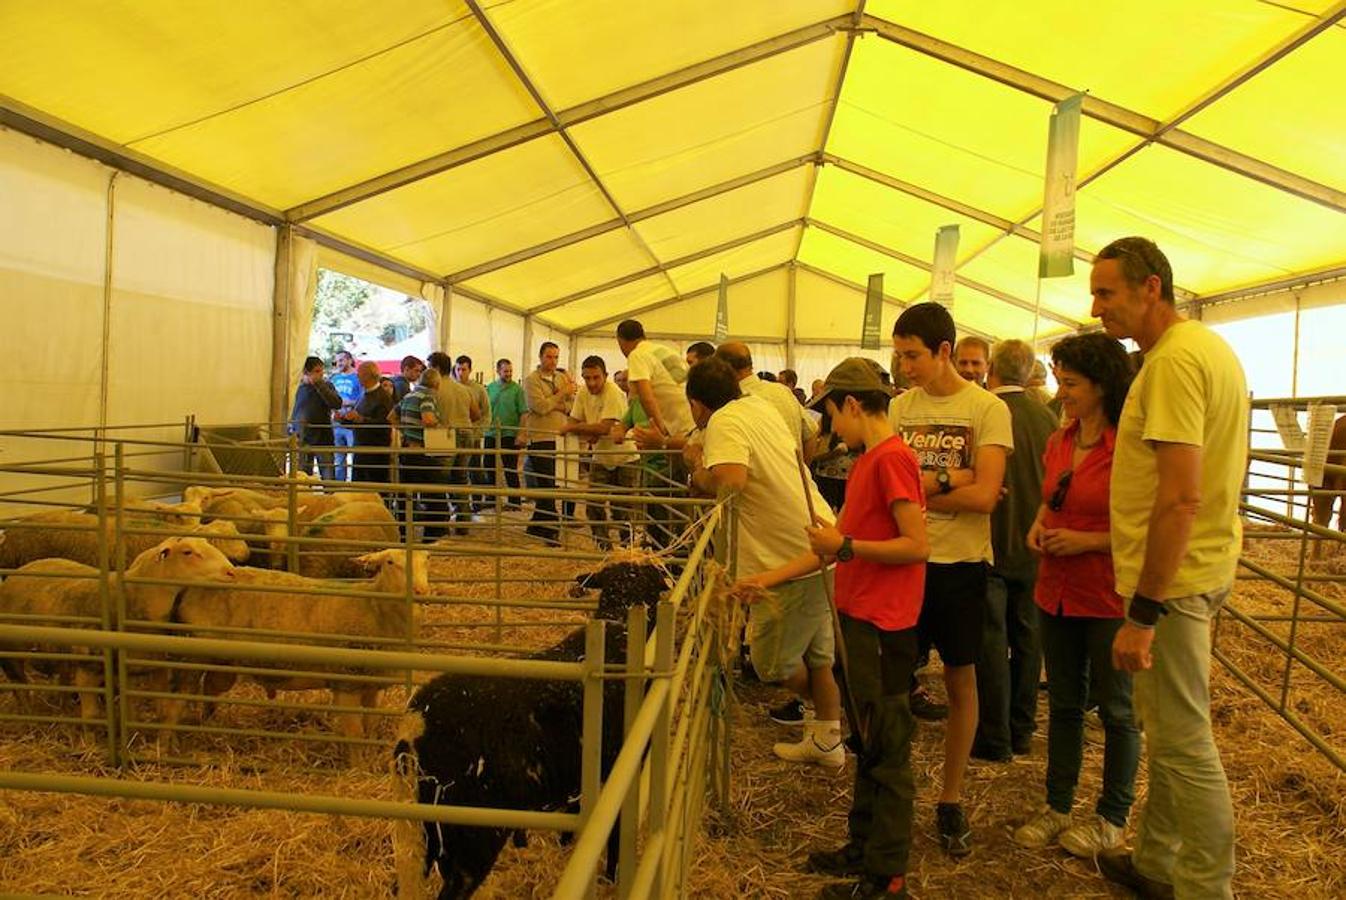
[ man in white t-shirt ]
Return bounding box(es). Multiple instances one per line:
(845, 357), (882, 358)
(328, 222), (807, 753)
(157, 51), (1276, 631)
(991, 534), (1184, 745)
(686, 357), (843, 767)
(714, 341), (820, 458)
(563, 355), (639, 550)
(616, 319), (694, 442)
(890, 302), (1012, 858)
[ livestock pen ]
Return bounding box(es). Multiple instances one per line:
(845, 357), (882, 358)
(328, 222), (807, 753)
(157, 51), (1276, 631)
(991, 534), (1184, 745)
(0, 425), (738, 897)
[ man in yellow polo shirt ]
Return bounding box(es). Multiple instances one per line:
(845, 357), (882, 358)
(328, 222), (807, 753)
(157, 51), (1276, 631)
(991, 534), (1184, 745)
(1091, 237), (1247, 900)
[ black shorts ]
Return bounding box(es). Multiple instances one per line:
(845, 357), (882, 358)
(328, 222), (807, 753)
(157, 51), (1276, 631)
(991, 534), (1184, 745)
(917, 561), (988, 668)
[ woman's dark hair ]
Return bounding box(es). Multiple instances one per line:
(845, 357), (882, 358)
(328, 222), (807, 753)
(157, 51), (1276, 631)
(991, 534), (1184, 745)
(685, 358), (741, 412)
(1050, 333), (1134, 426)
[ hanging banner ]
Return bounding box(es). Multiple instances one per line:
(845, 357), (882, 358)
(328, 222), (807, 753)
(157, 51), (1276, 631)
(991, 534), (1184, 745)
(1039, 92), (1084, 278)
(714, 273), (729, 342)
(861, 273), (884, 350)
(930, 225), (960, 308)
(1304, 404), (1337, 488)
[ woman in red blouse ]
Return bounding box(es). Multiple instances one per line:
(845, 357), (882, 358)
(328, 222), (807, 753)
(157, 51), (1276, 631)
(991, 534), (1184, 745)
(1014, 333), (1139, 860)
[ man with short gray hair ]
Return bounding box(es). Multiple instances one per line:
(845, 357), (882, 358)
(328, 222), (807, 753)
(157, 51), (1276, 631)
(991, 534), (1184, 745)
(973, 339), (1058, 762)
(1092, 236), (1246, 899)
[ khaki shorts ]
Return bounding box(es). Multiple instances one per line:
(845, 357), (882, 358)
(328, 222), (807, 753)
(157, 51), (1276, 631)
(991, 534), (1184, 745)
(748, 570), (835, 683)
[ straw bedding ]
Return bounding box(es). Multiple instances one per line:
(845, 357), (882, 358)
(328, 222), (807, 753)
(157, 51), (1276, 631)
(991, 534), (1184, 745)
(2, 526), (1344, 897)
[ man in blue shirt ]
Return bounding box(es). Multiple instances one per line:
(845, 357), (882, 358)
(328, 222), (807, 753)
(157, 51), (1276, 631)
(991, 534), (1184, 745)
(329, 349), (362, 482)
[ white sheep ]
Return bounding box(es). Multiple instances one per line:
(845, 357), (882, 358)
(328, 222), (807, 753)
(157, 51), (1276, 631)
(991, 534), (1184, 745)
(0, 536), (237, 720)
(164, 548), (429, 745)
(293, 500), (400, 578)
(0, 509), (250, 569)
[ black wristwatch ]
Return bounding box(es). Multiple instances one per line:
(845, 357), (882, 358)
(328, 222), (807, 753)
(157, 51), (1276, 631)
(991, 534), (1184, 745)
(935, 467), (953, 494)
(836, 536), (855, 562)
(1127, 593), (1169, 628)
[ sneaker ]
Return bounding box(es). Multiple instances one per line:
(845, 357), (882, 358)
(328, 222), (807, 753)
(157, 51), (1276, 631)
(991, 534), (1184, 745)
(935, 802), (972, 857)
(816, 874), (908, 899)
(774, 721), (845, 769)
(969, 742), (1011, 763)
(769, 698), (807, 725)
(806, 843), (865, 878)
(1083, 708), (1105, 746)
(1012, 806), (1071, 849)
(910, 687), (948, 721)
(1097, 851), (1175, 899)
(1059, 815), (1124, 858)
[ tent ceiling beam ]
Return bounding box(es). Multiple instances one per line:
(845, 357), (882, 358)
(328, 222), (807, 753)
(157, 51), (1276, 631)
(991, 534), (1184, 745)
(806, 219), (1082, 329)
(285, 13), (853, 223)
(445, 153), (819, 284)
(794, 260), (998, 342)
(0, 95), (285, 226)
(822, 153), (1199, 302)
(862, 12), (1346, 215)
(529, 219), (803, 314)
(793, 1), (867, 260)
(463, 1), (680, 299)
(1195, 262), (1346, 309)
(574, 262), (793, 333)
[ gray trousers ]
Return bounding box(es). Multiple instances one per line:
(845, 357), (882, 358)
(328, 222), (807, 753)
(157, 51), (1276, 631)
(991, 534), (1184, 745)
(1131, 587), (1234, 899)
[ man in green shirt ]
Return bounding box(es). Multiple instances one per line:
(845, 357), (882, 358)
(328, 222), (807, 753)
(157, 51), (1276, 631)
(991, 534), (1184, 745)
(486, 358), (527, 509)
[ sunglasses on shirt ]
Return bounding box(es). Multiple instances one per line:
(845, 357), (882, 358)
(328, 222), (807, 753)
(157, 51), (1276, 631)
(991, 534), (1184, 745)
(1049, 470), (1073, 512)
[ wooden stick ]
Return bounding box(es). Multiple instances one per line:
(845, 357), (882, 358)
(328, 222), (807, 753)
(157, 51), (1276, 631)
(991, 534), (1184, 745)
(795, 450), (868, 753)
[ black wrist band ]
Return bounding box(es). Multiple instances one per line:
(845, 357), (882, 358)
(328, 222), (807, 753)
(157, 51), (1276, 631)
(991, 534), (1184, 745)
(1128, 594), (1168, 627)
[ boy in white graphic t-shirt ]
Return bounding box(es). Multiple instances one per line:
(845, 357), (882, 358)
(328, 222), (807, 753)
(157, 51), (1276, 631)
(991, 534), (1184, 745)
(890, 302), (1013, 857)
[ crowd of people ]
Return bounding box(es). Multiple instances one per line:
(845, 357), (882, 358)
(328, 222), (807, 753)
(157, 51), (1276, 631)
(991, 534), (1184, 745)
(289, 236), (1248, 899)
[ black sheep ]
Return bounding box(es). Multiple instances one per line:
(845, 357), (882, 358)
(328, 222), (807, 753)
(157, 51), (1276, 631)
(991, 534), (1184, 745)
(393, 561), (668, 899)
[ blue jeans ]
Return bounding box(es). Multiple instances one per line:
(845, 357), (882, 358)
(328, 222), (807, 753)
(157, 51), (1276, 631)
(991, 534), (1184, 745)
(332, 426), (355, 482)
(1132, 588), (1234, 899)
(975, 572), (1041, 755)
(1038, 608), (1140, 826)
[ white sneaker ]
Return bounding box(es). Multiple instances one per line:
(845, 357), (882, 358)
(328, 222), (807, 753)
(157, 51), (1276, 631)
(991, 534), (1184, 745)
(773, 720), (845, 769)
(1012, 806), (1071, 849)
(1059, 815), (1124, 858)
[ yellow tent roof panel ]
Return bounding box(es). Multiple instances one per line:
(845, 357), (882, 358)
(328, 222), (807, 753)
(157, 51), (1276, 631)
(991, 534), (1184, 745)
(458, 228), (655, 310)
(868, 0), (1315, 122)
(312, 134), (613, 276)
(796, 227), (931, 299)
(666, 227), (800, 294)
(808, 164), (1004, 266)
(567, 36), (844, 211)
(483, 0), (852, 111)
(633, 165), (812, 262)
(542, 273), (675, 332)
(956, 234), (1094, 324)
(829, 36), (1136, 221)
(1183, 26), (1346, 193)
(1073, 143), (1346, 294)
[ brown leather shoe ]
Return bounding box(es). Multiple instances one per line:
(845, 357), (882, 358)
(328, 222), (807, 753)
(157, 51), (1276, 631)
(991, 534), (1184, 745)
(1097, 851), (1175, 899)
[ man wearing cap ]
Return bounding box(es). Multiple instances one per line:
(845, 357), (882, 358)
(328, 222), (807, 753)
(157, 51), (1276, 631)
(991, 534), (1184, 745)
(739, 358), (930, 899)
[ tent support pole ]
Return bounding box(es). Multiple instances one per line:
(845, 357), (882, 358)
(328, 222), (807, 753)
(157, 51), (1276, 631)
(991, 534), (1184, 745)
(269, 225), (294, 428)
(786, 263), (798, 371)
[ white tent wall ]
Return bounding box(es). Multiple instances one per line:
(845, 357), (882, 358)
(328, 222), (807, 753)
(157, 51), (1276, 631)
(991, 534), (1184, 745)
(0, 127), (109, 512)
(489, 305), (527, 372)
(448, 292), (493, 379)
(1, 126), (275, 510)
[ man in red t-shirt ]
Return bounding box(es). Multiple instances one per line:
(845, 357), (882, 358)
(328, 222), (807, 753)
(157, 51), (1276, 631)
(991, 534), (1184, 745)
(734, 358), (929, 900)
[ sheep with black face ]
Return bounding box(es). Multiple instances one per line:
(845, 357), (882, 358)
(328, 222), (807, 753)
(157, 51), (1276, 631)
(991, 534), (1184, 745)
(392, 560), (668, 900)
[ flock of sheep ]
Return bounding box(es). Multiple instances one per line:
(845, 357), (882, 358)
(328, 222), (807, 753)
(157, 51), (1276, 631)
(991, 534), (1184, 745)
(0, 482), (429, 750)
(1, 480), (677, 899)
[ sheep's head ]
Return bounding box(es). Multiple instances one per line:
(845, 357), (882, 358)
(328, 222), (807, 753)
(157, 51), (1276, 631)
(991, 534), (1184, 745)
(576, 563), (668, 621)
(355, 549), (430, 595)
(193, 519), (250, 563)
(131, 536), (237, 582)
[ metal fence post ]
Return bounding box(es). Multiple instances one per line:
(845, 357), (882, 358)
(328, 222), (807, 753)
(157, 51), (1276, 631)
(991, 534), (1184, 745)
(93, 451), (118, 764)
(617, 605), (648, 899)
(649, 601), (675, 898)
(286, 436), (300, 573)
(578, 618), (607, 899)
(113, 442), (130, 767)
